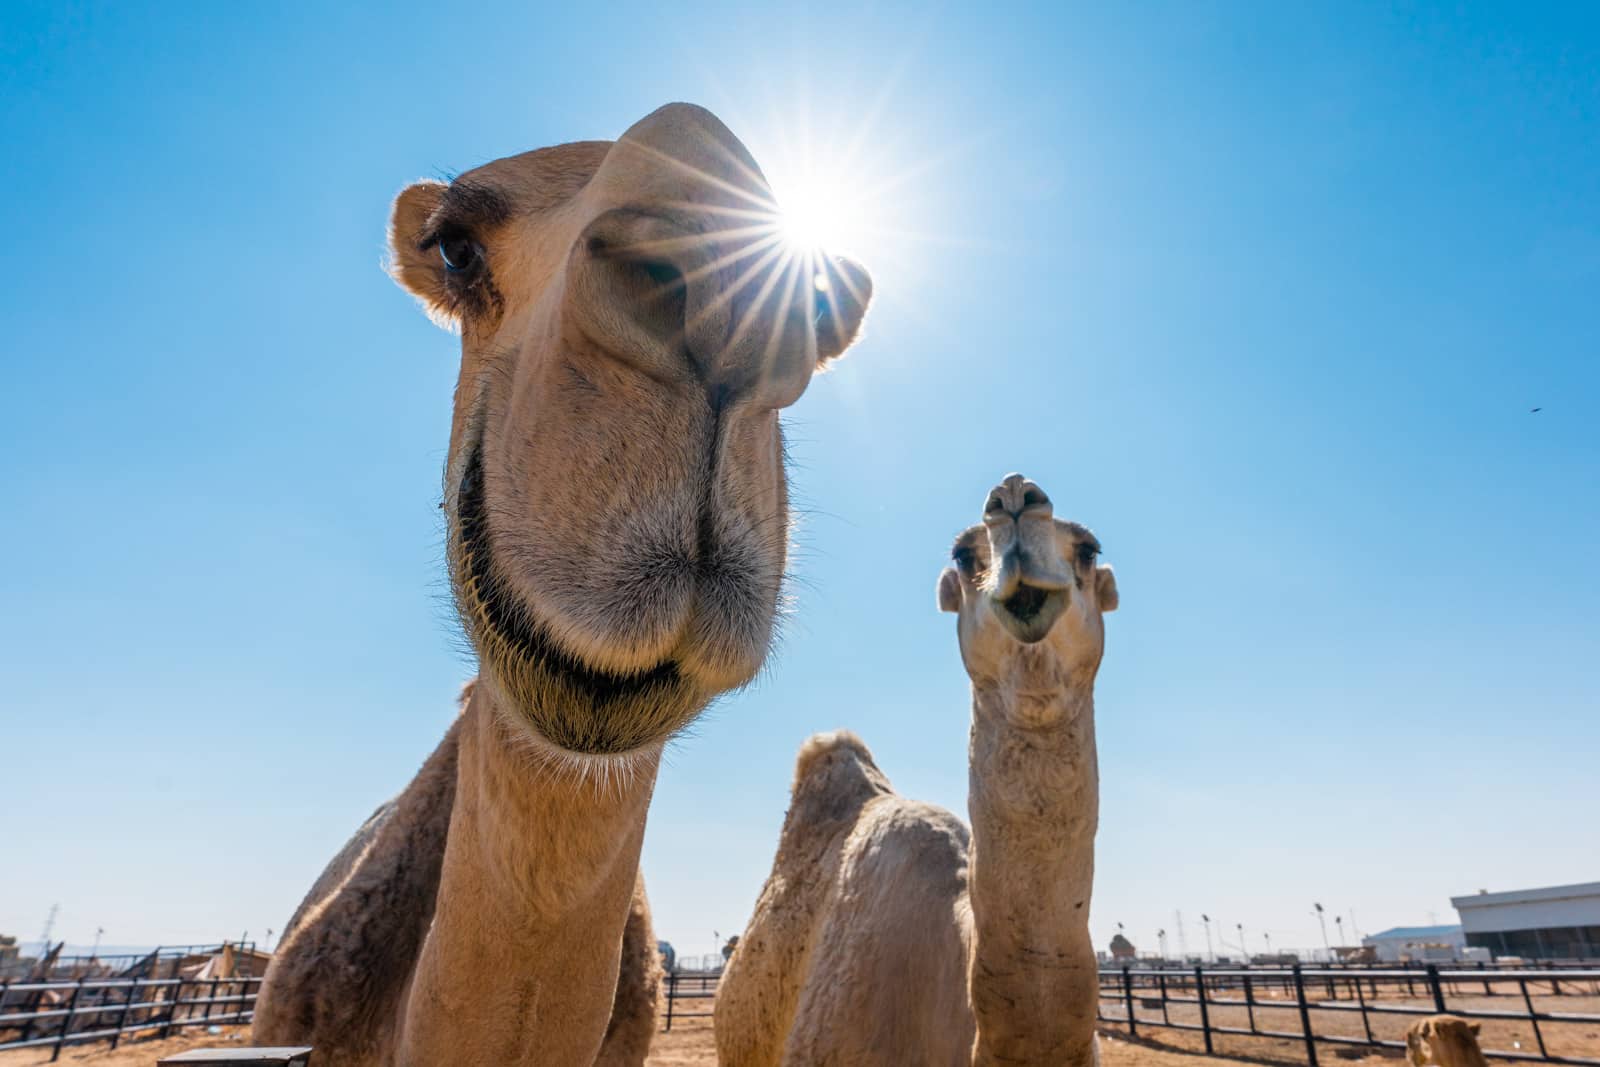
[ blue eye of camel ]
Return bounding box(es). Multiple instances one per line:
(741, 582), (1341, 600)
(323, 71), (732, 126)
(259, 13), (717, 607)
(438, 234), (478, 273)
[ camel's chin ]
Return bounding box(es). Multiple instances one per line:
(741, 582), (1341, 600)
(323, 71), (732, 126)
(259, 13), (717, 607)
(451, 432), (781, 752)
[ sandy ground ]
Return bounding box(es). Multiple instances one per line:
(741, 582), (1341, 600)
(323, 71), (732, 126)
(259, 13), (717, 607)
(0, 1023), (1267, 1067)
(1100, 990), (1600, 1064)
(4, 1003), (1597, 1066)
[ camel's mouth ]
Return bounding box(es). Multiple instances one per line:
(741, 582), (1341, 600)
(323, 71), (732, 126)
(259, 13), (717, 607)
(452, 438), (699, 755)
(991, 582), (1068, 644)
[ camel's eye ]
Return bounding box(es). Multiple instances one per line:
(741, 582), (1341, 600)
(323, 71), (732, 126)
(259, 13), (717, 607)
(1076, 542), (1099, 566)
(438, 232), (482, 274)
(953, 545), (979, 576)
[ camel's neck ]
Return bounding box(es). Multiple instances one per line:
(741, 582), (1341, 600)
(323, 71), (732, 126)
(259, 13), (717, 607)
(965, 667), (1100, 1067)
(396, 684), (658, 1067)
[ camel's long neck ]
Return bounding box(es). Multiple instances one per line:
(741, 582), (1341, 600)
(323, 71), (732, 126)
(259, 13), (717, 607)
(397, 684), (658, 1067)
(966, 670), (1100, 1067)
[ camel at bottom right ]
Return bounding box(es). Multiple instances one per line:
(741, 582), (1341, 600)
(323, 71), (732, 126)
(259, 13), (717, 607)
(716, 473), (1119, 1066)
(1407, 1015), (1490, 1067)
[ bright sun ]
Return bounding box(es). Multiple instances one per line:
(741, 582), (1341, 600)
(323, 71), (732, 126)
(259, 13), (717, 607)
(773, 170), (870, 257)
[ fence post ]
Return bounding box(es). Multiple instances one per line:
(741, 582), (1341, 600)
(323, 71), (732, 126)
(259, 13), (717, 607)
(1352, 966), (1374, 1045)
(1121, 966), (1137, 1036)
(1425, 964), (1447, 1014)
(1518, 978), (1548, 1059)
(1292, 963), (1319, 1067)
(109, 978), (138, 1050)
(663, 972), (675, 1032)
(162, 977), (183, 1038)
(1195, 966), (1213, 1055)
(50, 976), (88, 1063)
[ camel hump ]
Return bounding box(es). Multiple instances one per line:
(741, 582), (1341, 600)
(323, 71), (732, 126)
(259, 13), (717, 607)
(793, 730), (879, 790)
(785, 730), (893, 828)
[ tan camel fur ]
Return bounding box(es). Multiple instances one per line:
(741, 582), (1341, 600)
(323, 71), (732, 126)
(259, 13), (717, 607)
(252, 103), (872, 1067)
(716, 474), (1117, 1066)
(1407, 1016), (1489, 1067)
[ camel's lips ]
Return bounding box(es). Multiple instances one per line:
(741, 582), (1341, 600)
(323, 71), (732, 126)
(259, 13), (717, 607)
(452, 437), (682, 707)
(991, 581), (1068, 644)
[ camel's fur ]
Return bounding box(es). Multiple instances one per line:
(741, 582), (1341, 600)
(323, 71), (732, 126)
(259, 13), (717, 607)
(717, 475), (1116, 1066)
(253, 103), (871, 1066)
(1407, 1015), (1489, 1067)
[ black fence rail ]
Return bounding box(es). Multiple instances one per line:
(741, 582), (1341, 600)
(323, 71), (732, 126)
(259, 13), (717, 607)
(1098, 964), (1600, 1067)
(0, 973), (262, 1062)
(662, 971), (719, 1031)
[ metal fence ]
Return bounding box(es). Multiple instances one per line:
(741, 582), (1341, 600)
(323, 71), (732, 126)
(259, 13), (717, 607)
(662, 970), (720, 1031)
(1099, 964), (1600, 1067)
(0, 972), (261, 1061)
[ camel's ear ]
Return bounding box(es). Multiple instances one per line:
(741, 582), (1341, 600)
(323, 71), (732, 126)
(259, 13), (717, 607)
(814, 255), (873, 367)
(1095, 564), (1119, 613)
(938, 567), (962, 613)
(388, 181), (453, 325)
(1469, 1022), (1481, 1037)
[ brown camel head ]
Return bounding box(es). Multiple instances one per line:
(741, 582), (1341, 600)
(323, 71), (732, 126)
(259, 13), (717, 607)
(1407, 1015), (1488, 1067)
(938, 475), (1118, 708)
(388, 103), (873, 756)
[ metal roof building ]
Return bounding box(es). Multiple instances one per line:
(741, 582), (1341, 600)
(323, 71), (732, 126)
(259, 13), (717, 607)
(1451, 881), (1600, 960)
(1360, 924), (1466, 962)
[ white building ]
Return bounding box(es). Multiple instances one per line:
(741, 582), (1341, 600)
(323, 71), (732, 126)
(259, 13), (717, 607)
(1360, 925), (1466, 962)
(1452, 882), (1600, 960)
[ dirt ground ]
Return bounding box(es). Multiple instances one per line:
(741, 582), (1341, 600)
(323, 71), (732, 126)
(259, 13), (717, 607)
(0, 1023), (1267, 1066)
(1101, 989), (1600, 1065)
(4, 1008), (1596, 1066)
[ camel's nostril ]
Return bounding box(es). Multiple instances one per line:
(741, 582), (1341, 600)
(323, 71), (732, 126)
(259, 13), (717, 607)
(986, 496), (1005, 514)
(1022, 488), (1048, 509)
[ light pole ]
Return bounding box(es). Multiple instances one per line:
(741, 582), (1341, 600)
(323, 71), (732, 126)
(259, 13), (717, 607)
(1202, 914), (1215, 963)
(1314, 903), (1331, 961)
(1264, 932), (1273, 957)
(90, 927), (103, 961)
(1335, 915), (1345, 954)
(1237, 923), (1247, 962)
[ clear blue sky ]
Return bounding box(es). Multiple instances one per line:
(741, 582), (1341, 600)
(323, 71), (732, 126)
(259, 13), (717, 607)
(3, 1), (1597, 963)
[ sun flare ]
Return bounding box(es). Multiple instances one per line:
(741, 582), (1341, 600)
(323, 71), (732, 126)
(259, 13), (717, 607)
(773, 171), (870, 256)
